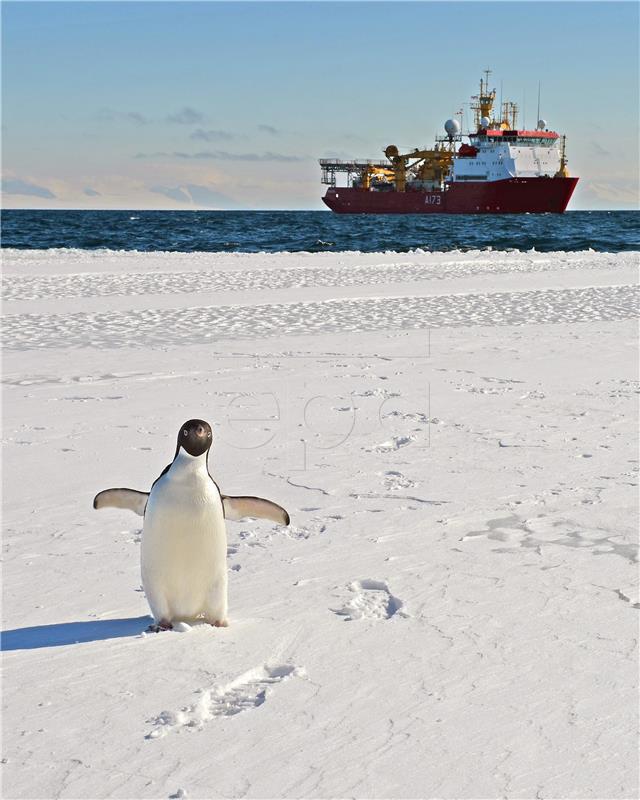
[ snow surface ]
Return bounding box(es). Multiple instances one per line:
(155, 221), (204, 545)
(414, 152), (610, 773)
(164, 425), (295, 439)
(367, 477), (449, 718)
(2, 247), (638, 799)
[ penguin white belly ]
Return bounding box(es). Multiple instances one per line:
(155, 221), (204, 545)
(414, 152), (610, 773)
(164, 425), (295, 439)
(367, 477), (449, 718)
(141, 459), (227, 625)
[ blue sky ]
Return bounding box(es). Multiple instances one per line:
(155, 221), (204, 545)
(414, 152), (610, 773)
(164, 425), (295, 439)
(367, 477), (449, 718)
(2, 1), (638, 209)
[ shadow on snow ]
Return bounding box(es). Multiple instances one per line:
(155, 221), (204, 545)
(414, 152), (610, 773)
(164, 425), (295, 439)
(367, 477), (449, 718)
(1, 616), (152, 651)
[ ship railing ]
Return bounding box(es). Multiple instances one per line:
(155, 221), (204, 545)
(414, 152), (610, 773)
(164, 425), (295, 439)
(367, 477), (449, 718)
(319, 159), (391, 186)
(319, 158), (389, 170)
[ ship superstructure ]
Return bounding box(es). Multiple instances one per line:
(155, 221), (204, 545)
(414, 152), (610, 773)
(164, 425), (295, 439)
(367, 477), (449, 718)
(320, 71), (577, 214)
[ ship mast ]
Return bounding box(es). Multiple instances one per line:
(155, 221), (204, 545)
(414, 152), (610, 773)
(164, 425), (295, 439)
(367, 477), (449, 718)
(555, 135), (570, 177)
(470, 68), (497, 129)
(501, 100), (519, 129)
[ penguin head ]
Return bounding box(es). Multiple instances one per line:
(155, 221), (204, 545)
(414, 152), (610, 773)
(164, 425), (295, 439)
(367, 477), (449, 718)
(177, 419), (213, 458)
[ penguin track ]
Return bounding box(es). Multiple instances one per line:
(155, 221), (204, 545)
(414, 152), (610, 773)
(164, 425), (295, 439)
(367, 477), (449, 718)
(146, 664), (304, 738)
(368, 435), (416, 453)
(382, 470), (417, 491)
(333, 579), (406, 621)
(285, 516), (330, 540)
(227, 514), (335, 548)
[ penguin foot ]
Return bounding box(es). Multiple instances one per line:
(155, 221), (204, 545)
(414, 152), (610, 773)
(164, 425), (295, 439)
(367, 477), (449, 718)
(147, 620), (173, 633)
(208, 619), (229, 628)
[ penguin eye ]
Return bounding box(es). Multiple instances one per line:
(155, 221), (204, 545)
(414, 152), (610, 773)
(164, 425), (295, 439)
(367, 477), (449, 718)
(183, 429), (188, 436)
(207, 431), (212, 438)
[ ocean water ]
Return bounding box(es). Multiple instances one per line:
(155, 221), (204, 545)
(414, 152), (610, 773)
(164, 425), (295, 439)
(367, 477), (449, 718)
(1, 209), (638, 253)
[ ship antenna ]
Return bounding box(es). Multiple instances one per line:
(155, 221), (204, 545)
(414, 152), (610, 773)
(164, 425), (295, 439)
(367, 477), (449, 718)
(522, 88), (526, 131)
(536, 81), (541, 127)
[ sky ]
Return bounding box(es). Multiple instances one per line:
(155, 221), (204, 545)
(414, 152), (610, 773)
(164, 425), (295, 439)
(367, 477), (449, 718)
(2, 1), (638, 210)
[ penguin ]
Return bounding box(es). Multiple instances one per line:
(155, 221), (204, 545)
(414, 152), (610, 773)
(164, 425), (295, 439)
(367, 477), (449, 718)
(93, 419), (289, 631)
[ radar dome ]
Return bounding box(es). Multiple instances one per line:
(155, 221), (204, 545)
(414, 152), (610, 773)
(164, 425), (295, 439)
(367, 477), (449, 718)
(444, 118), (461, 137)
(537, 119), (547, 130)
(480, 116), (491, 129)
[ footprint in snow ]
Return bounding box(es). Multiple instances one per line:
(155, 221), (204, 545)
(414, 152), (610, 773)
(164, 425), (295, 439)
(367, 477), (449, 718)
(383, 470), (417, 491)
(333, 579), (406, 621)
(368, 436), (415, 454)
(146, 664), (304, 739)
(124, 528), (142, 544)
(285, 517), (331, 540)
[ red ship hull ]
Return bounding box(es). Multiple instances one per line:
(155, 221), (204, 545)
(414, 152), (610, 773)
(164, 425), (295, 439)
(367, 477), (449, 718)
(322, 177), (578, 214)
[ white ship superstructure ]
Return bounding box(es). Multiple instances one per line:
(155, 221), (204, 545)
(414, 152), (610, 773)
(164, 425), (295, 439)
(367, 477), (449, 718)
(451, 129), (565, 183)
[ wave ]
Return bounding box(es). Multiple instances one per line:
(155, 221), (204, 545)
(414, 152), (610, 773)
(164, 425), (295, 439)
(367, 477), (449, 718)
(2, 247), (636, 264)
(1, 209), (637, 255)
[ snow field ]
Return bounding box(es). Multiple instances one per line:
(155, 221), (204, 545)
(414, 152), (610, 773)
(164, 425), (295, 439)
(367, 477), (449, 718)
(2, 248), (638, 799)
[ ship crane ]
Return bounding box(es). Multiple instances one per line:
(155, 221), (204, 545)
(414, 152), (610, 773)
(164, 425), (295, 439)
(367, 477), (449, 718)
(383, 143), (455, 193)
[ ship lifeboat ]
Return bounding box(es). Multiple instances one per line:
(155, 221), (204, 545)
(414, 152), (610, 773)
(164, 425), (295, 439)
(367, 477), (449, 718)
(457, 143), (478, 157)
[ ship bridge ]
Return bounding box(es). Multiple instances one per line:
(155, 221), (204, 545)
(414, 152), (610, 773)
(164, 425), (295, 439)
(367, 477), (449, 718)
(470, 129), (559, 144)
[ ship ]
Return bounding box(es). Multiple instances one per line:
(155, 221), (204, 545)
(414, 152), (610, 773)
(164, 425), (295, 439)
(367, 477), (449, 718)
(320, 71), (578, 214)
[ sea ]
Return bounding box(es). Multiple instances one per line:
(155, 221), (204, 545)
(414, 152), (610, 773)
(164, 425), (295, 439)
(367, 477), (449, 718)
(1, 209), (638, 253)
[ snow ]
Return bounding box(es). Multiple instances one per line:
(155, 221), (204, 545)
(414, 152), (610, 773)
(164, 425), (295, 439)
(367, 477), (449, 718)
(2, 247), (638, 799)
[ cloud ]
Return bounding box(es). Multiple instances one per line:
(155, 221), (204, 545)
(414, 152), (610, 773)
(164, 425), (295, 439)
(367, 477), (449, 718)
(258, 124), (279, 135)
(589, 141), (610, 157)
(135, 150), (307, 162)
(149, 183), (235, 208)
(581, 179), (638, 205)
(184, 184), (235, 207)
(190, 128), (237, 142)
(321, 149), (356, 160)
(166, 107), (206, 125)
(2, 178), (56, 199)
(95, 108), (149, 125)
(150, 185), (192, 204)
(212, 150), (306, 163)
(83, 187), (101, 196)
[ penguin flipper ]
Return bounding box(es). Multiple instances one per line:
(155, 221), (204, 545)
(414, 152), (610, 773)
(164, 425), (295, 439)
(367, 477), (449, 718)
(222, 495), (290, 526)
(93, 488), (149, 516)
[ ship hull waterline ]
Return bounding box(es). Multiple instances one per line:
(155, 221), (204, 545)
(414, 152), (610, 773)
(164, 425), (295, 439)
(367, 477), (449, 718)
(322, 177), (579, 214)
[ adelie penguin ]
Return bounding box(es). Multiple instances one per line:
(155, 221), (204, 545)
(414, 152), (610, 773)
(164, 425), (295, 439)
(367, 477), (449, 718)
(93, 419), (290, 631)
